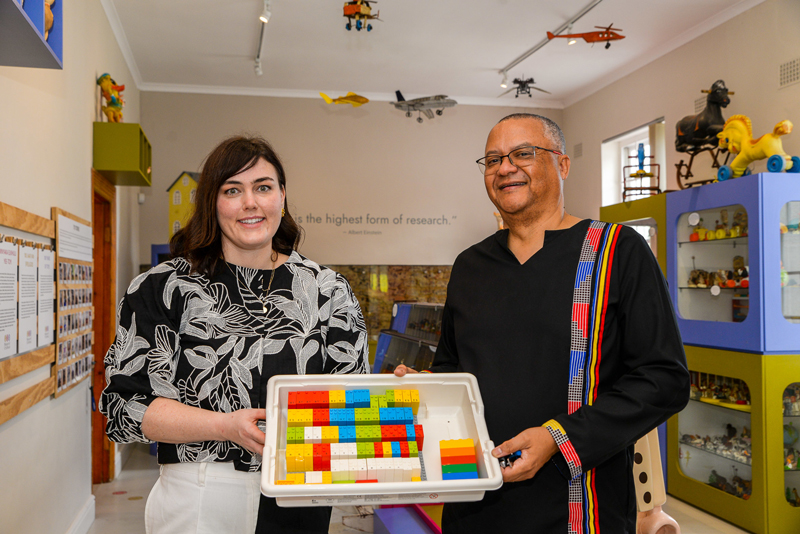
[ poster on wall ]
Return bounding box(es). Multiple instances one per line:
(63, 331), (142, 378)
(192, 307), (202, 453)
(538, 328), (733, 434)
(38, 246), (54, 347)
(0, 239), (18, 360)
(18, 243), (37, 353)
(57, 214), (93, 263)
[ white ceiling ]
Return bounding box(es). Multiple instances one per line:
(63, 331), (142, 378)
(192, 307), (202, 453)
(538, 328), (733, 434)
(103, 0), (764, 109)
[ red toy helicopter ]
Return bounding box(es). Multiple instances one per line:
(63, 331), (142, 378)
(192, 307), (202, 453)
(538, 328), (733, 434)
(343, 0), (380, 32)
(547, 24), (625, 49)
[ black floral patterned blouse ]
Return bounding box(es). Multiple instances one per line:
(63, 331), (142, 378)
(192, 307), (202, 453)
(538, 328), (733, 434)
(99, 252), (369, 472)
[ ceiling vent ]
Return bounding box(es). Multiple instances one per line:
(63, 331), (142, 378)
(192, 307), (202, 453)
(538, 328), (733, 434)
(573, 143), (583, 158)
(780, 58), (800, 88)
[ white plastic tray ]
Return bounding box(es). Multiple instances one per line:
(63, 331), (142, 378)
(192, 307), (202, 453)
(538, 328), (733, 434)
(261, 373), (503, 507)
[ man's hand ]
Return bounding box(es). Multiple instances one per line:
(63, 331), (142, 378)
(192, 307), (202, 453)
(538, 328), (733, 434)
(393, 364), (419, 377)
(492, 427), (559, 483)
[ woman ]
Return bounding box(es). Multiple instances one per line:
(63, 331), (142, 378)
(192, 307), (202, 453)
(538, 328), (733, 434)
(100, 135), (370, 533)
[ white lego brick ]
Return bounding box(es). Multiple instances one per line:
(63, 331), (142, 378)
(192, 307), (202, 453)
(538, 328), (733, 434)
(411, 457), (421, 479)
(356, 459), (368, 481)
(346, 443), (358, 459)
(348, 459), (359, 480)
(306, 471), (322, 484)
(304, 427), (313, 444)
(330, 443), (340, 460)
(311, 427), (322, 444)
(366, 458), (377, 480)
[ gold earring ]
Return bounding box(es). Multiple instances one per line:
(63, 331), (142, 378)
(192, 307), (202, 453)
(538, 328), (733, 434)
(281, 208), (285, 217)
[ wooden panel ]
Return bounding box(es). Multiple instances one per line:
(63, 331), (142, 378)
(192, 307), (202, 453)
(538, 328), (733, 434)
(50, 207), (91, 227)
(0, 345), (55, 385)
(0, 377), (54, 426)
(0, 201), (55, 238)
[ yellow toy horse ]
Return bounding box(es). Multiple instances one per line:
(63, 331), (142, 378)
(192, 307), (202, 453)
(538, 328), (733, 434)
(716, 114), (799, 180)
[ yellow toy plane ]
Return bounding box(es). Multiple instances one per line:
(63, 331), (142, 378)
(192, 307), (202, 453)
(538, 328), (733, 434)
(319, 92), (369, 107)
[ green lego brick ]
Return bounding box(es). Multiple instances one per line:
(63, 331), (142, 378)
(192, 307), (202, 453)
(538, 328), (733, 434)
(442, 463), (478, 474)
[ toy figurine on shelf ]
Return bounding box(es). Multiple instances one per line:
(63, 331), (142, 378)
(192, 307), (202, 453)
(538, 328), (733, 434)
(687, 269), (709, 288)
(717, 115), (800, 180)
(785, 447), (798, 470)
(785, 422), (799, 448)
(733, 209), (748, 236)
(787, 487), (800, 507)
(97, 73), (125, 123)
(716, 210), (729, 239)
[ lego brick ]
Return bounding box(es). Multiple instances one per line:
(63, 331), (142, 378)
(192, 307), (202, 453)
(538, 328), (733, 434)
(382, 442), (393, 458)
(441, 454), (476, 466)
(411, 476), (421, 482)
(399, 389), (410, 408)
(339, 426), (356, 443)
(356, 479), (379, 483)
(329, 390), (346, 409)
(405, 424), (415, 442)
(370, 395), (380, 409)
(399, 441), (410, 458)
(373, 441), (384, 458)
(378, 395), (387, 409)
(442, 463), (478, 474)
(288, 391), (298, 410)
(414, 425), (424, 449)
(442, 471), (478, 480)
(345, 390), (354, 408)
(440, 439), (474, 450)
(354, 389), (371, 408)
(440, 446), (475, 458)
(391, 441), (401, 458)
(333, 480), (356, 484)
(288, 473), (305, 484)
(322, 471), (332, 485)
(409, 390), (420, 415)
(386, 390), (395, 407)
(312, 409), (329, 427)
(408, 441), (419, 458)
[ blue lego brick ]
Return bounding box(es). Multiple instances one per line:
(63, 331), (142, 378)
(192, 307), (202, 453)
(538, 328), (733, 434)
(354, 389), (371, 408)
(344, 408), (355, 425)
(339, 426), (356, 443)
(403, 408), (413, 425)
(329, 408), (342, 425)
(442, 472), (479, 480)
(391, 442), (401, 458)
(405, 424), (415, 441)
(345, 390), (354, 408)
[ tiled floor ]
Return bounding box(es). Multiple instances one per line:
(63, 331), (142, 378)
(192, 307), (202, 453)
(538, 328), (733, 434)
(88, 443), (750, 533)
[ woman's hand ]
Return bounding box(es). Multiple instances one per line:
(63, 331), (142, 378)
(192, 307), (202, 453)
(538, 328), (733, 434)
(492, 427), (559, 483)
(217, 409), (267, 455)
(393, 364), (419, 377)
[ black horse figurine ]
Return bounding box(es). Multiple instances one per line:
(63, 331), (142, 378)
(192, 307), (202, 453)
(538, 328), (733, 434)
(675, 80), (734, 152)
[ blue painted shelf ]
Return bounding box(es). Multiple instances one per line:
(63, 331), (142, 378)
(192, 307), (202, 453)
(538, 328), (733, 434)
(0, 0), (63, 69)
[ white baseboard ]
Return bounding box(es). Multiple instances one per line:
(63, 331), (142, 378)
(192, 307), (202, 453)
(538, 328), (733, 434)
(66, 495), (95, 534)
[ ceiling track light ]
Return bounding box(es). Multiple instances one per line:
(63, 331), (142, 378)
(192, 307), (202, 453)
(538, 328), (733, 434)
(259, 0), (271, 24)
(254, 59), (263, 76)
(500, 72), (508, 89)
(567, 23), (576, 45)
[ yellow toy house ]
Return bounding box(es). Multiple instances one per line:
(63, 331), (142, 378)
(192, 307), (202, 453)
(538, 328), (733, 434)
(166, 171), (199, 237)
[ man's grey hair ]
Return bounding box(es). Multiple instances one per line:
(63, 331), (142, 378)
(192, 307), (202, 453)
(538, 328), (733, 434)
(498, 113), (566, 154)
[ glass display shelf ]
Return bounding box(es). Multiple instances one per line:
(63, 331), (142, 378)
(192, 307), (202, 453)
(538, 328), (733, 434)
(679, 439), (752, 466)
(690, 397), (751, 413)
(678, 236), (749, 247)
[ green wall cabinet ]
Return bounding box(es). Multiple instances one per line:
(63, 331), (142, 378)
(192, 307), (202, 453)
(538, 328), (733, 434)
(93, 122), (152, 187)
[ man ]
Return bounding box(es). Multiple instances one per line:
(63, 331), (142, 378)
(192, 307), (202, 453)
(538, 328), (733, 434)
(395, 114), (689, 533)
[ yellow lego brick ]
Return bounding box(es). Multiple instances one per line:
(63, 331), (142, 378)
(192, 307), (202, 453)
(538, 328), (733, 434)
(328, 426), (339, 443)
(295, 455), (307, 472)
(287, 409), (314, 427)
(411, 476), (421, 482)
(370, 395), (380, 408)
(288, 473), (305, 484)
(275, 480), (295, 485)
(322, 471), (332, 484)
(400, 390), (411, 408)
(383, 442), (393, 457)
(439, 439), (474, 450)
(409, 390), (420, 415)
(329, 390), (346, 409)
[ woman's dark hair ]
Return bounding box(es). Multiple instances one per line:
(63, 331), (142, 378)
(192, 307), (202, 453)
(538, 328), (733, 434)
(170, 135), (303, 276)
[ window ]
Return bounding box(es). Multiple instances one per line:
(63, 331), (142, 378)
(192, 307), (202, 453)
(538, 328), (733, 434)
(601, 120), (665, 206)
(173, 190), (181, 205)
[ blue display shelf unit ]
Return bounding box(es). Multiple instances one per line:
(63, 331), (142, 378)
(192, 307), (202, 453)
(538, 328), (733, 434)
(666, 173), (800, 353)
(0, 0), (63, 69)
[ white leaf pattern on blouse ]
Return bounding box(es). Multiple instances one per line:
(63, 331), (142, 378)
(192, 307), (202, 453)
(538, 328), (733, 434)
(100, 252), (370, 472)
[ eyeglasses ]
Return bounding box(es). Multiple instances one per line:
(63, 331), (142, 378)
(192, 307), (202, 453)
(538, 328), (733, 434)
(476, 145), (564, 175)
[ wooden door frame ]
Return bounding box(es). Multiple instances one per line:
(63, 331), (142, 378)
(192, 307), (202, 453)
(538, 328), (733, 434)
(92, 170), (116, 483)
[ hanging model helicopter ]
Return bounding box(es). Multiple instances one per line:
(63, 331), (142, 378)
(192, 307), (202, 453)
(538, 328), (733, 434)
(547, 24), (625, 49)
(498, 77), (550, 98)
(390, 91), (458, 123)
(343, 0), (380, 31)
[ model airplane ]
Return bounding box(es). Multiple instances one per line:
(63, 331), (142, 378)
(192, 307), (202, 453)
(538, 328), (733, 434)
(343, 0), (380, 32)
(547, 24), (625, 49)
(320, 92), (369, 107)
(390, 91), (457, 123)
(498, 78), (550, 98)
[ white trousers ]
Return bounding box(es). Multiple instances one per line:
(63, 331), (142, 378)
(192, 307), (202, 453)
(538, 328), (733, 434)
(145, 462), (261, 534)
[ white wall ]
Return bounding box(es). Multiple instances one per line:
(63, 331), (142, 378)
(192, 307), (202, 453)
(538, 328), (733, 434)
(0, 1), (141, 532)
(562, 0), (800, 220)
(139, 92), (561, 266)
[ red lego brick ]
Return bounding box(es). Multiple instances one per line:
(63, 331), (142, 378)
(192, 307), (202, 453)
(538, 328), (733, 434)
(373, 442), (383, 458)
(288, 391), (297, 410)
(415, 425), (424, 449)
(297, 391), (309, 409)
(441, 454), (476, 466)
(356, 479), (378, 483)
(381, 426), (393, 442)
(399, 441), (410, 458)
(319, 390), (329, 409)
(313, 409), (330, 427)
